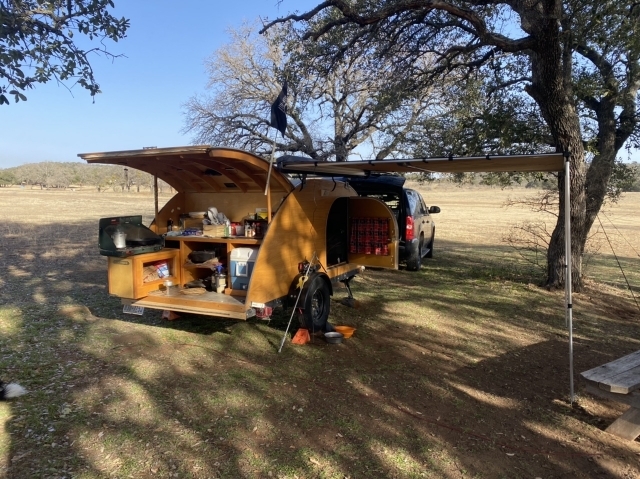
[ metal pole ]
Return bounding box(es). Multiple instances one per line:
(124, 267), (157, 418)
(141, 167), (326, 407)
(154, 174), (159, 231)
(264, 136), (277, 196)
(278, 256), (315, 353)
(564, 154), (574, 405)
(124, 167), (129, 191)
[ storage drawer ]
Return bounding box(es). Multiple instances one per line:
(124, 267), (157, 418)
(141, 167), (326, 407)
(107, 249), (180, 299)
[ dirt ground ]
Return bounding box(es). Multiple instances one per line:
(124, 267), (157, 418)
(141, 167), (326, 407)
(1, 186), (640, 478)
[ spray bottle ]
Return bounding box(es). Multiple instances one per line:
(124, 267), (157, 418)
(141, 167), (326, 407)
(214, 264), (226, 293)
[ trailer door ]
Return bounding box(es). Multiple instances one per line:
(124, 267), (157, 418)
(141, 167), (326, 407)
(347, 197), (399, 269)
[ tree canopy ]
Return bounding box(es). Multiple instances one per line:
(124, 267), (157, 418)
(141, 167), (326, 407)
(262, 0), (640, 291)
(184, 22), (455, 162)
(0, 0), (129, 104)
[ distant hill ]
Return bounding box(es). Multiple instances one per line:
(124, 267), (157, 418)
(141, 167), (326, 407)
(0, 161), (171, 192)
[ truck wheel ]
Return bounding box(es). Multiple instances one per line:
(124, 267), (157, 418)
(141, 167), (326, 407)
(406, 238), (423, 271)
(425, 232), (434, 259)
(303, 276), (331, 332)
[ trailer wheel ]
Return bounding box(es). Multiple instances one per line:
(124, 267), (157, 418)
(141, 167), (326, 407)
(303, 276), (331, 332)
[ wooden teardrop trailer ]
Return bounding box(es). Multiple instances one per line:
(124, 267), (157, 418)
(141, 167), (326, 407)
(81, 146), (401, 331)
(80, 146), (565, 331)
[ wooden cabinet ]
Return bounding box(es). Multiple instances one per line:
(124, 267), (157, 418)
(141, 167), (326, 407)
(107, 249), (180, 299)
(107, 238), (263, 301)
(179, 238), (227, 286)
(177, 237), (262, 296)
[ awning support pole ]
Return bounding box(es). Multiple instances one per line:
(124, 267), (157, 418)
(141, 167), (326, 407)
(564, 152), (574, 405)
(154, 174), (159, 229)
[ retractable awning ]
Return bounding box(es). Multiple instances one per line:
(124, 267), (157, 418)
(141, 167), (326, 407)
(277, 150), (575, 403)
(276, 152), (565, 176)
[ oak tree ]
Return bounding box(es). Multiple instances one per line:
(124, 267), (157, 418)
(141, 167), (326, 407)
(184, 23), (450, 162)
(262, 0), (640, 291)
(0, 0), (128, 104)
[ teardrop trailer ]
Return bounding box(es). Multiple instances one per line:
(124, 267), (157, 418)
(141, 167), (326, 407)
(80, 146), (567, 334)
(81, 146), (404, 332)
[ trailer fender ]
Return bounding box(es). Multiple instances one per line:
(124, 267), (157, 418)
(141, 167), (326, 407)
(289, 272), (333, 300)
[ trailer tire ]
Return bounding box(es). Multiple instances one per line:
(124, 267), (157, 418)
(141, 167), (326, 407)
(302, 276), (331, 332)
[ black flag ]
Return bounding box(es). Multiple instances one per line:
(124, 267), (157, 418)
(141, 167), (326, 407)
(270, 80), (288, 137)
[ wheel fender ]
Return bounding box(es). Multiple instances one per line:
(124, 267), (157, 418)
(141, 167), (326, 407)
(289, 272), (332, 308)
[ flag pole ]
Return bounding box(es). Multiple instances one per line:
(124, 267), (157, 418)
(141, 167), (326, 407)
(265, 79), (288, 223)
(264, 134), (276, 224)
(264, 134), (276, 196)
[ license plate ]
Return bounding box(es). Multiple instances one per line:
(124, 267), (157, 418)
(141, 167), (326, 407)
(123, 305), (145, 315)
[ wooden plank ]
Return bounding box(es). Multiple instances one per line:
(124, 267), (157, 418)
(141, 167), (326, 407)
(170, 236), (261, 246)
(605, 407), (640, 441)
(108, 257), (134, 299)
(581, 350), (640, 394)
(585, 384), (640, 409)
(130, 289), (247, 319)
(601, 365), (640, 394)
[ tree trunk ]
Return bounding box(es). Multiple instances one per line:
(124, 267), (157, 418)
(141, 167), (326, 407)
(546, 156), (587, 291)
(520, 3), (587, 291)
(583, 98), (618, 240)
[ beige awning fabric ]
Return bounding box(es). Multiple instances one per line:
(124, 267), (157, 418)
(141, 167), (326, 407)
(79, 148), (566, 187)
(78, 146), (294, 194)
(276, 152), (566, 176)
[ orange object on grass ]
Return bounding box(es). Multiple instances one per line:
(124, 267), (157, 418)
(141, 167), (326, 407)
(292, 328), (311, 344)
(334, 326), (356, 338)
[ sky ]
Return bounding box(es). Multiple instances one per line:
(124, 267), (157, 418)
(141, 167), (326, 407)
(0, 0), (318, 168)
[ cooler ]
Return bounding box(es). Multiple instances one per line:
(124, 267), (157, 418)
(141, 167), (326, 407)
(230, 247), (259, 291)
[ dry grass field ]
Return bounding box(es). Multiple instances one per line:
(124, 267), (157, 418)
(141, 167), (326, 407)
(0, 184), (639, 478)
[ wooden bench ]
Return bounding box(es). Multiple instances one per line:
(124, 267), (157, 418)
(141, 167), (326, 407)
(581, 350), (640, 441)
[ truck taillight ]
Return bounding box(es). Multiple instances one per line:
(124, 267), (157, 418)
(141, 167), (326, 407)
(406, 215), (414, 241)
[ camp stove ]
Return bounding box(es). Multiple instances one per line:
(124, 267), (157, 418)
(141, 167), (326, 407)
(98, 216), (164, 257)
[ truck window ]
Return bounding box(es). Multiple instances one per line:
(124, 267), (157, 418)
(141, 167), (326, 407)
(406, 190), (421, 215)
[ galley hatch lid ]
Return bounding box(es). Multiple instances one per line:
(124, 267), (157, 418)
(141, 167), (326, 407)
(79, 146), (294, 195)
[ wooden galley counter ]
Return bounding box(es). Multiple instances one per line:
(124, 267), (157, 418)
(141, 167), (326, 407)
(164, 235), (263, 295)
(108, 235), (265, 320)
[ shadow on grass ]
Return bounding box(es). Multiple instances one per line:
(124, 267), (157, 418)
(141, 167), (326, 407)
(1, 219), (640, 478)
